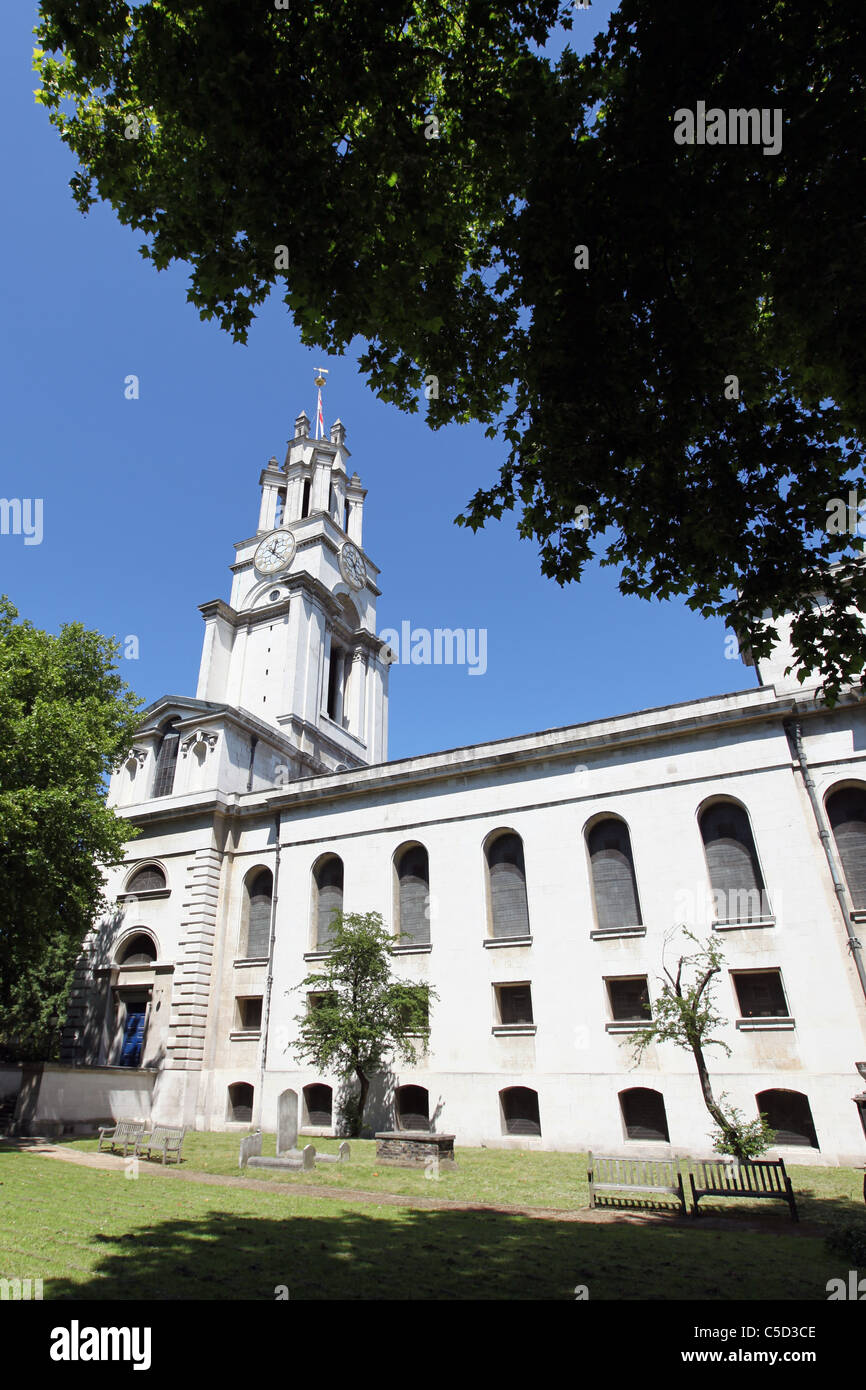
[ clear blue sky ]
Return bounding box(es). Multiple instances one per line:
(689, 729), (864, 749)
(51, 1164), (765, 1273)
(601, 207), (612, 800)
(0, 3), (754, 763)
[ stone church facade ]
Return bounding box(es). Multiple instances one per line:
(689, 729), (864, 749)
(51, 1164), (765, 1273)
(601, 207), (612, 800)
(55, 409), (866, 1164)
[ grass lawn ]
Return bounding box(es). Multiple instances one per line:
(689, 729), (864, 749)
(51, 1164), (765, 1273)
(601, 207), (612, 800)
(0, 1148), (851, 1300)
(67, 1130), (866, 1223)
(0, 1139), (862, 1300)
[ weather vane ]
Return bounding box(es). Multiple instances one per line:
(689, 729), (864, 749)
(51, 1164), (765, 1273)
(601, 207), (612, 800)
(314, 366), (329, 439)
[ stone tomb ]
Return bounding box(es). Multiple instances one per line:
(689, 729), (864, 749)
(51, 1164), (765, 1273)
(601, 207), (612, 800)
(239, 1129), (351, 1172)
(375, 1131), (456, 1169)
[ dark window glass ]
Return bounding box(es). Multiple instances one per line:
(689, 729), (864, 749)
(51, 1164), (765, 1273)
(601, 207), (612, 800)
(620, 1088), (669, 1141)
(118, 934), (157, 966)
(227, 1083), (254, 1123)
(734, 971), (789, 1018)
(498, 985), (534, 1024)
(487, 833), (530, 938)
(152, 722), (180, 798)
(588, 820), (642, 931)
(607, 977), (651, 1021)
(756, 1089), (818, 1147)
(126, 865), (166, 894)
(700, 802), (766, 920)
(314, 857), (343, 948)
(501, 1086), (541, 1136)
(396, 1085), (430, 1131)
(397, 844), (430, 944)
(238, 997), (262, 1031)
(246, 870), (273, 958)
(301, 479), (311, 518)
(304, 1084), (333, 1127)
(827, 787), (866, 911)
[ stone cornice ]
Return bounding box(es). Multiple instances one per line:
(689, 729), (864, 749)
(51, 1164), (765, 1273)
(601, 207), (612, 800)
(241, 685), (866, 816)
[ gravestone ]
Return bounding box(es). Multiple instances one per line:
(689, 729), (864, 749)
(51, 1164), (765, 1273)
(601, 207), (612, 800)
(277, 1089), (298, 1156)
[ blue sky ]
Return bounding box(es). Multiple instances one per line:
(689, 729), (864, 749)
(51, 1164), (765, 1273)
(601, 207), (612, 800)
(0, 3), (754, 763)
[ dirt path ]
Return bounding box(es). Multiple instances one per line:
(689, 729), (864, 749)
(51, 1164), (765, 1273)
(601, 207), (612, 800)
(1, 1138), (818, 1233)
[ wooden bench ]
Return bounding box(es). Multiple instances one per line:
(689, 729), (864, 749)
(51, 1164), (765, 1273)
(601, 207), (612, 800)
(135, 1125), (187, 1165)
(689, 1157), (798, 1221)
(587, 1152), (686, 1213)
(97, 1119), (145, 1156)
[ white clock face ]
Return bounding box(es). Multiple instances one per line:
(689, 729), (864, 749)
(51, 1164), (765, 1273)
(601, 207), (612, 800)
(254, 529), (296, 575)
(340, 542), (367, 590)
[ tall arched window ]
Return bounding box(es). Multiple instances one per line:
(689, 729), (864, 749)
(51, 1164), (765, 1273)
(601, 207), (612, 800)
(395, 843), (430, 945)
(241, 868), (273, 959)
(699, 800), (767, 922)
(152, 719), (181, 798)
(827, 785), (866, 910)
(313, 855), (343, 949)
(486, 831), (530, 939)
(587, 818), (642, 932)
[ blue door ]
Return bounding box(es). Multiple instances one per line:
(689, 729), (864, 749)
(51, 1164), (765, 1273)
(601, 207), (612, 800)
(120, 1008), (146, 1067)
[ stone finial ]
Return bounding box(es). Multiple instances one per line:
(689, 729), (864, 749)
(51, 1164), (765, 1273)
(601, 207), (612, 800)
(349, 472), (362, 488)
(295, 410), (310, 439)
(330, 418), (346, 447)
(268, 455), (279, 468)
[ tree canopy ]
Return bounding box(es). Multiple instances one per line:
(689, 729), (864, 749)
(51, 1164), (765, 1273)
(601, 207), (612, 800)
(292, 911), (433, 1135)
(33, 0), (866, 697)
(0, 597), (142, 1059)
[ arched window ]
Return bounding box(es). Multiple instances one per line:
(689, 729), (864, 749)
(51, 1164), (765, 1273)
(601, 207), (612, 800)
(396, 1085), (430, 1131)
(226, 1083), (254, 1124)
(620, 1087), (670, 1141)
(827, 786), (866, 911)
(486, 832), (530, 939)
(313, 855), (343, 949)
(152, 719), (181, 798)
(125, 865), (166, 895)
(301, 478), (311, 518)
(303, 1084), (333, 1127)
(241, 868), (273, 959)
(117, 933), (157, 966)
(500, 1086), (541, 1136)
(699, 800), (767, 922)
(756, 1089), (818, 1147)
(587, 818), (642, 932)
(395, 843), (430, 945)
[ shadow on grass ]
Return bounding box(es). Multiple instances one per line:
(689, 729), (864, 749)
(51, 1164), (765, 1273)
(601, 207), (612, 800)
(39, 1202), (844, 1302)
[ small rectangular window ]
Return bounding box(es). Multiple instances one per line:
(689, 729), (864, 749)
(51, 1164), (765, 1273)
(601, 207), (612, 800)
(606, 977), (651, 1022)
(733, 970), (789, 1018)
(496, 984), (534, 1025)
(236, 997), (263, 1031)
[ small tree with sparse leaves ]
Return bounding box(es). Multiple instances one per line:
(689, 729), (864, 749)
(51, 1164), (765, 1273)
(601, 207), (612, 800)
(627, 929), (775, 1163)
(291, 911), (436, 1137)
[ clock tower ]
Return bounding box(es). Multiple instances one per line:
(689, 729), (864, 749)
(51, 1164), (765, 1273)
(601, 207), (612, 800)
(195, 407), (388, 773)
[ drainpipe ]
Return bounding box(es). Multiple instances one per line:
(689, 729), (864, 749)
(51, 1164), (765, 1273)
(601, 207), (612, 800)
(784, 716), (866, 1005)
(254, 812), (282, 1130)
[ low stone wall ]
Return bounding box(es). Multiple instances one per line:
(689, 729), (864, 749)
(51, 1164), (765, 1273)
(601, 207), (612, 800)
(375, 1131), (456, 1168)
(12, 1063), (156, 1137)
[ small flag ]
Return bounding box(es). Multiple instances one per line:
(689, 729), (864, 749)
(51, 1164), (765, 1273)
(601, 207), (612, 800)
(316, 388), (325, 439)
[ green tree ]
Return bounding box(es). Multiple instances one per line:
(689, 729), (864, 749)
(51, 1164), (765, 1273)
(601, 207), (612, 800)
(628, 930), (775, 1162)
(292, 911), (434, 1136)
(0, 597), (143, 1059)
(33, 1), (866, 696)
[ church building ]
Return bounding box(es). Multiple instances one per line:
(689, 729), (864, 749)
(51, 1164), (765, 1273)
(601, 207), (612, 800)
(52, 406), (866, 1164)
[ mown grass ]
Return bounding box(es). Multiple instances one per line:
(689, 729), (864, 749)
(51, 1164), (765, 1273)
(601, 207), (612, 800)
(0, 1148), (852, 1301)
(66, 1130), (866, 1224)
